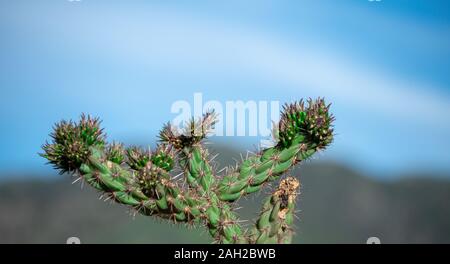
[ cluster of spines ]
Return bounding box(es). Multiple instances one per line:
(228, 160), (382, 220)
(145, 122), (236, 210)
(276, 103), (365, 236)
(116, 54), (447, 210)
(40, 97), (334, 244)
(159, 111), (217, 149)
(278, 98), (334, 149)
(41, 114), (105, 174)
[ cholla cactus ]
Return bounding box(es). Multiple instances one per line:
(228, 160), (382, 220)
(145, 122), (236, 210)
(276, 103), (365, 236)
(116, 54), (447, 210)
(40, 98), (334, 244)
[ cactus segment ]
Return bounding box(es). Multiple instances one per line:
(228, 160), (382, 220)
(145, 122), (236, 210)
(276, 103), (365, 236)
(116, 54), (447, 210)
(251, 177), (300, 244)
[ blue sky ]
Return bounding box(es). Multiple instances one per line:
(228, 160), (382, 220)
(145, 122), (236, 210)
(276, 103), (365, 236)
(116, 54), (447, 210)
(0, 0), (449, 179)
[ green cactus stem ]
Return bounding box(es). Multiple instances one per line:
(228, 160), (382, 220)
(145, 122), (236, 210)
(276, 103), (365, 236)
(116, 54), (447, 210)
(216, 98), (334, 202)
(250, 177), (300, 244)
(40, 97), (334, 244)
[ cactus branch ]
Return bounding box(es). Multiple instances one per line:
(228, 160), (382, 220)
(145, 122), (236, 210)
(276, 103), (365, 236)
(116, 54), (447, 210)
(216, 98), (334, 202)
(250, 177), (300, 244)
(40, 98), (334, 244)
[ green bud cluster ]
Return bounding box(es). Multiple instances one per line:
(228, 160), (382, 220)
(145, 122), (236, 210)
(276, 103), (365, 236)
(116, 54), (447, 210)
(278, 98), (334, 149)
(40, 97), (334, 244)
(41, 114), (105, 174)
(303, 98), (334, 148)
(159, 111), (217, 150)
(151, 145), (174, 171)
(126, 146), (151, 170)
(106, 142), (125, 164)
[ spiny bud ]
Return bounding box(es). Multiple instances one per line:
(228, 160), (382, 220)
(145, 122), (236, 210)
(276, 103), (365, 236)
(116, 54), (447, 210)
(278, 98), (334, 149)
(78, 114), (105, 146)
(151, 144), (175, 171)
(106, 142), (125, 165)
(40, 114), (105, 174)
(126, 146), (150, 171)
(303, 98), (334, 148)
(138, 162), (171, 197)
(159, 110), (217, 149)
(278, 100), (307, 148)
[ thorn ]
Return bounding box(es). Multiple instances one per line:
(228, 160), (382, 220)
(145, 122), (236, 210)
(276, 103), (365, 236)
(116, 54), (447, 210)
(217, 167), (227, 174)
(172, 171), (184, 180)
(104, 194), (113, 202)
(72, 176), (82, 184)
(210, 153), (219, 162)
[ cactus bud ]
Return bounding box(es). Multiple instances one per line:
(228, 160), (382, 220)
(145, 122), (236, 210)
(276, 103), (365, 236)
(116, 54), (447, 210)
(126, 146), (150, 170)
(78, 114), (105, 146)
(137, 162), (165, 197)
(40, 114), (105, 174)
(278, 100), (306, 148)
(278, 98), (334, 148)
(151, 144), (175, 171)
(106, 142), (125, 165)
(303, 98), (335, 148)
(159, 111), (217, 149)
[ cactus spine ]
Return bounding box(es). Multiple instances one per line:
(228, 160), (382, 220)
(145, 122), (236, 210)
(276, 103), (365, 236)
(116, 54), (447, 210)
(41, 98), (334, 244)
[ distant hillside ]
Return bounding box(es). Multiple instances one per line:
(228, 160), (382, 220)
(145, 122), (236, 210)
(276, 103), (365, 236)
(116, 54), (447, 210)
(1, 146), (449, 243)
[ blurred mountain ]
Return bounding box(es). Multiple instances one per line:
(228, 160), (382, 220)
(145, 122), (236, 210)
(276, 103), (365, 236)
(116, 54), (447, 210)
(0, 146), (449, 244)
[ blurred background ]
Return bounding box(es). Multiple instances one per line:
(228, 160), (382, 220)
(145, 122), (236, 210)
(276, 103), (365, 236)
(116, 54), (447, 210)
(1, 0), (449, 243)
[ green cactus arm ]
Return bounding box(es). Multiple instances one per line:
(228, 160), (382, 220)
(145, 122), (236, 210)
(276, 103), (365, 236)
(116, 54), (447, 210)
(41, 116), (210, 224)
(216, 135), (310, 201)
(159, 113), (248, 243)
(185, 146), (247, 244)
(216, 98), (334, 202)
(40, 116), (158, 213)
(179, 145), (216, 191)
(41, 114), (248, 243)
(86, 147), (209, 223)
(80, 146), (153, 207)
(249, 177), (300, 244)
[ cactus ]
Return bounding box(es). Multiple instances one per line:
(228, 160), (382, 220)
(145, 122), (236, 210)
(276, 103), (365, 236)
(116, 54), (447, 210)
(40, 98), (334, 244)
